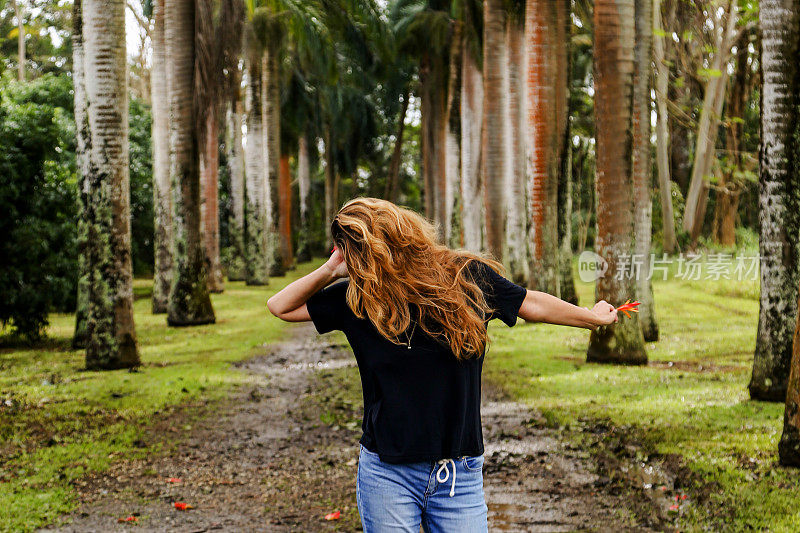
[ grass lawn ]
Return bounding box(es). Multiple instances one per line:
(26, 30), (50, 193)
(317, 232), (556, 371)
(484, 263), (800, 532)
(0, 263), (318, 532)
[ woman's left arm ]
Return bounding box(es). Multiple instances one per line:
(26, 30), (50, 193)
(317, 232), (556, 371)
(517, 290), (618, 330)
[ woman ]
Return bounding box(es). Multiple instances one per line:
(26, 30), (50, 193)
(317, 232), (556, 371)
(267, 198), (617, 532)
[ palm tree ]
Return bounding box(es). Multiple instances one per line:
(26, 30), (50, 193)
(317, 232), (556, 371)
(391, 0), (453, 239)
(80, 0), (140, 368)
(242, 2), (291, 279)
(197, 0), (243, 292)
(458, 0), (484, 252)
(278, 152), (293, 269)
(253, 5), (288, 276)
(444, 18), (462, 248)
(772, 0), (800, 463)
(165, 0), (215, 326)
(587, 0), (647, 365)
(750, 0), (800, 403)
(243, 38), (270, 285)
(225, 92), (247, 280)
(525, 0), (565, 295)
(201, 112), (224, 292)
(505, 1), (528, 284)
(632, 0), (657, 342)
(482, 0), (509, 262)
(781, 306), (800, 465)
(71, 0), (89, 348)
(151, 0), (172, 313)
(296, 133), (313, 261)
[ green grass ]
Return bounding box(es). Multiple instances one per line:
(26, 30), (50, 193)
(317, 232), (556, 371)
(3, 256), (799, 531)
(0, 262), (319, 533)
(484, 265), (800, 532)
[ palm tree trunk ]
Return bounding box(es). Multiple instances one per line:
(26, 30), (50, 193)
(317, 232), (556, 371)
(587, 0), (647, 365)
(557, 134), (578, 305)
(460, 39), (484, 252)
(420, 58), (434, 219)
(420, 53), (448, 234)
(653, 0), (677, 254)
(278, 153), (293, 269)
(633, 0), (658, 342)
(244, 53), (269, 285)
(483, 0), (509, 262)
(72, 0), (89, 348)
(445, 22), (463, 249)
(225, 96), (247, 280)
(11, 0), (24, 81)
(384, 91), (410, 203)
(554, 0), (576, 305)
(165, 0), (215, 326)
(264, 46), (285, 276)
(151, 0), (172, 312)
(506, 15), (528, 285)
(324, 124), (337, 249)
(751, 0), (800, 403)
(683, 1), (738, 242)
(81, 0), (139, 367)
(774, 0), (800, 464)
(201, 111), (224, 292)
(781, 297), (800, 465)
(525, 0), (561, 294)
(296, 133), (312, 262)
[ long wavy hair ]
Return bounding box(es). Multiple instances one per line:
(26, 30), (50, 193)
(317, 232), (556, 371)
(331, 197), (506, 360)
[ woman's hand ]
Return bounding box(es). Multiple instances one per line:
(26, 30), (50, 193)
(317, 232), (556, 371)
(590, 300), (618, 327)
(324, 248), (348, 279)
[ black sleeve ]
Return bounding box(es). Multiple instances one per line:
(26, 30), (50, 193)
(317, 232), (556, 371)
(305, 280), (350, 334)
(468, 261), (528, 327)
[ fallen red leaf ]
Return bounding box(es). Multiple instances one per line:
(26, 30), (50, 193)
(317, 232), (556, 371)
(117, 516), (138, 523)
(324, 511), (341, 521)
(165, 477), (182, 483)
(173, 502), (193, 511)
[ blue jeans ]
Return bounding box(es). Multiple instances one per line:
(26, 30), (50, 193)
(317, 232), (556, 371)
(356, 444), (489, 533)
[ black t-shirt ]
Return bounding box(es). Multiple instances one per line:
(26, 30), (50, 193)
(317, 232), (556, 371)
(305, 260), (528, 464)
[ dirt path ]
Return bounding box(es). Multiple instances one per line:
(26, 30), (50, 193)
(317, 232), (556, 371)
(41, 324), (663, 532)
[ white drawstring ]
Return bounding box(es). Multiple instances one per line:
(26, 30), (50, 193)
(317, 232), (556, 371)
(436, 458), (457, 497)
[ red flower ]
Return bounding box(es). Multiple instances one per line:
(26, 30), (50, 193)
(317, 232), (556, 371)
(117, 516), (138, 523)
(616, 300), (641, 318)
(166, 477), (182, 483)
(173, 502), (193, 511)
(669, 504), (680, 511)
(324, 511), (341, 521)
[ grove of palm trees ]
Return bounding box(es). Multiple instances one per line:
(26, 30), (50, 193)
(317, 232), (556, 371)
(3, 0), (800, 530)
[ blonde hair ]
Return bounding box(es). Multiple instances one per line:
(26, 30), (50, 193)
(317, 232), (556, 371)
(331, 197), (505, 360)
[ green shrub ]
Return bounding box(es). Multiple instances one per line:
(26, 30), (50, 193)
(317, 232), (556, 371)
(0, 74), (78, 339)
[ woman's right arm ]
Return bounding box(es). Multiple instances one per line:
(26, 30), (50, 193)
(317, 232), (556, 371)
(266, 250), (348, 322)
